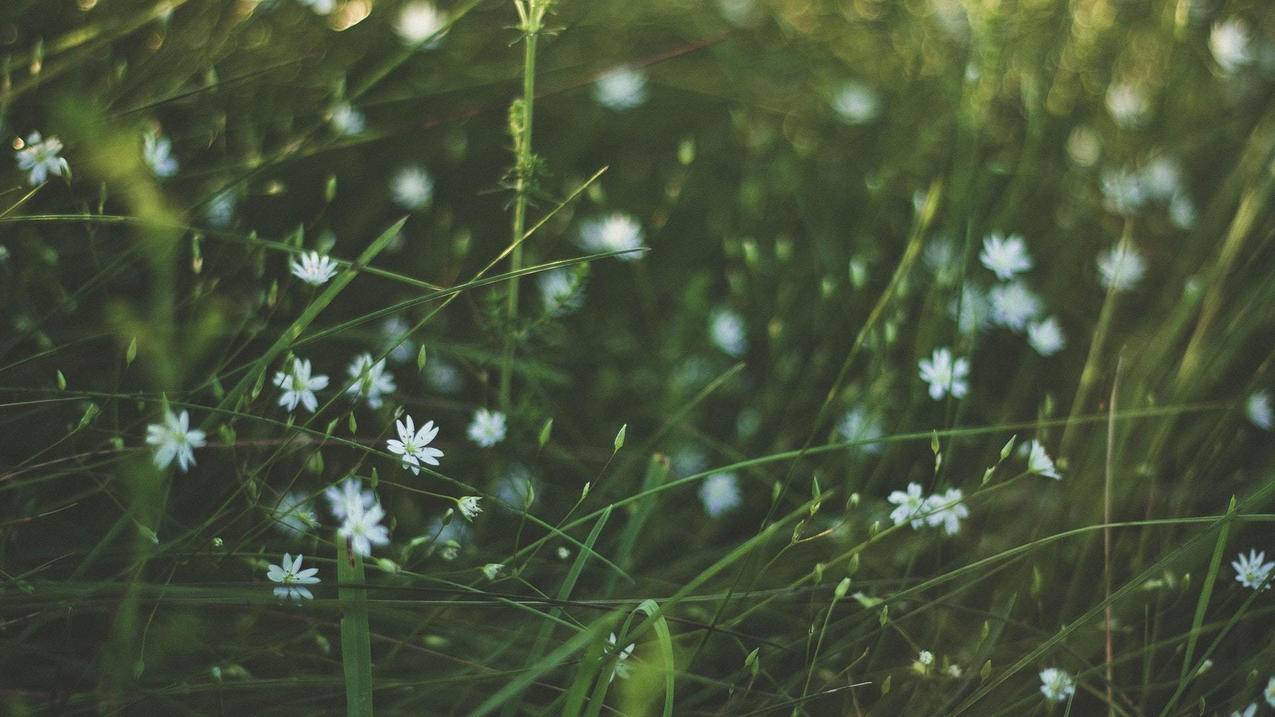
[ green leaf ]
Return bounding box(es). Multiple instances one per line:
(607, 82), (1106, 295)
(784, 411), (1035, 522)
(338, 536), (374, 717)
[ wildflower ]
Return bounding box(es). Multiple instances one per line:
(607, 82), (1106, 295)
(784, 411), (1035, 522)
(1027, 317), (1066, 357)
(1142, 156), (1182, 201)
(329, 103), (365, 135)
(924, 488), (969, 536)
(1210, 18), (1251, 74)
(709, 308), (747, 357)
(887, 482), (927, 529)
(326, 477), (377, 521)
(457, 496), (483, 521)
(1247, 391), (1272, 430)
(577, 213), (645, 259)
(979, 233), (1032, 280)
(557, 546), (571, 560)
(699, 473), (742, 517)
(266, 553), (321, 601)
(425, 358), (464, 393)
(481, 563), (504, 580)
(1101, 167), (1147, 216)
(951, 285), (992, 336)
(1265, 676), (1275, 708)
(831, 80), (880, 125)
(918, 348), (969, 400)
(989, 281), (1042, 332)
(1038, 668), (1075, 703)
(1105, 82), (1149, 129)
(345, 353), (396, 409)
(605, 633), (636, 682)
(145, 408), (207, 472)
(1097, 242), (1147, 292)
(381, 316), (417, 364)
(15, 132), (69, 185)
(272, 491), (318, 536)
(297, 0), (334, 14)
(594, 68), (649, 110)
(1027, 440), (1061, 479)
(390, 165), (434, 210)
(467, 408), (507, 448)
(340, 502), (390, 558)
(396, 1), (447, 46)
(290, 251), (339, 286)
(836, 406), (884, 454)
(386, 414), (444, 473)
(538, 268), (585, 315)
(918, 650), (934, 666)
(273, 358), (329, 413)
(1232, 549), (1274, 591)
(945, 664), (963, 678)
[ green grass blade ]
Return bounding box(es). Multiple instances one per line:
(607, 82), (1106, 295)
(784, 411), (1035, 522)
(338, 536), (374, 717)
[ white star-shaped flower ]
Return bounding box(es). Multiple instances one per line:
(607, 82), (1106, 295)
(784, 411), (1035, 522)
(340, 502), (390, 558)
(467, 408), (507, 448)
(918, 347), (969, 400)
(325, 477), (377, 521)
(699, 472), (742, 518)
(387, 414), (444, 473)
(290, 251), (339, 286)
(273, 358), (329, 413)
(345, 353), (396, 409)
(1027, 440), (1061, 479)
(989, 281), (1042, 332)
(1027, 317), (1066, 356)
(1038, 667), (1075, 703)
(457, 496), (483, 521)
(979, 233), (1033, 280)
(266, 553), (321, 601)
(605, 633), (636, 683)
(887, 482), (926, 529)
(923, 488), (968, 536)
(577, 213), (646, 260)
(145, 408), (207, 472)
(1232, 548), (1275, 591)
(15, 132), (70, 185)
(271, 491), (317, 536)
(1097, 242), (1147, 292)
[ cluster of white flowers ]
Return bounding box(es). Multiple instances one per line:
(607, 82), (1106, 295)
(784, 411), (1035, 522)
(1232, 548), (1274, 591)
(272, 354), (398, 413)
(886, 482), (969, 536)
(918, 347), (969, 400)
(974, 232), (1067, 356)
(699, 472), (742, 517)
(14, 132), (70, 185)
(576, 213), (646, 259)
(1100, 155), (1196, 229)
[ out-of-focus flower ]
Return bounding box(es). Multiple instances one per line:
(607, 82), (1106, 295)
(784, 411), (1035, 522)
(15, 132), (69, 185)
(593, 67), (649, 110)
(1028, 317), (1066, 356)
(143, 129), (178, 178)
(699, 473), (742, 517)
(467, 409), (507, 448)
(919, 348), (969, 400)
(709, 308), (747, 357)
(1210, 18), (1252, 74)
(396, 1), (447, 46)
(1038, 668), (1075, 703)
(1097, 242), (1147, 292)
(979, 233), (1032, 280)
(1105, 82), (1149, 128)
(1246, 391), (1272, 430)
(831, 80), (880, 125)
(391, 165), (434, 210)
(577, 213), (645, 259)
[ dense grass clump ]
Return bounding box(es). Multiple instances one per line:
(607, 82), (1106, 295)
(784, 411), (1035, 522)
(1, 0), (1274, 714)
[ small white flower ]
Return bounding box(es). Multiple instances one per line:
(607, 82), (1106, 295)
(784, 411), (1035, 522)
(345, 353), (396, 409)
(325, 477), (377, 521)
(273, 358), (329, 413)
(272, 491), (318, 536)
(290, 251), (340, 286)
(467, 408), (507, 448)
(837, 406), (884, 454)
(605, 633), (636, 682)
(1210, 18), (1252, 74)
(887, 482), (927, 529)
(1027, 440), (1061, 479)
(556, 546), (571, 560)
(577, 213), (646, 260)
(15, 132), (70, 185)
(1264, 676), (1275, 708)
(266, 553), (321, 601)
(142, 129), (178, 178)
(1101, 167), (1147, 216)
(945, 664), (963, 678)
(1027, 317), (1066, 357)
(699, 473), (742, 517)
(481, 563), (504, 580)
(340, 502), (390, 558)
(989, 281), (1042, 332)
(457, 496), (483, 521)
(1038, 667), (1075, 703)
(1232, 548), (1275, 591)
(979, 233), (1032, 280)
(918, 347), (969, 400)
(391, 165), (434, 210)
(1169, 193), (1197, 230)
(425, 358), (464, 394)
(1105, 82), (1149, 128)
(145, 408), (207, 472)
(297, 0), (335, 14)
(1141, 156), (1182, 201)
(593, 68), (649, 110)
(831, 80), (880, 125)
(538, 268), (585, 315)
(329, 103), (365, 135)
(396, 1), (447, 46)
(923, 488), (968, 536)
(917, 650), (934, 666)
(381, 316), (417, 364)
(709, 308), (747, 357)
(1097, 242), (1147, 292)
(386, 414), (444, 473)
(1247, 391), (1273, 430)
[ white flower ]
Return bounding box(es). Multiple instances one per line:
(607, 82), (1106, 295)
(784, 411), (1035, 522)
(142, 129), (178, 178)
(390, 165), (434, 210)
(325, 477), (377, 520)
(577, 213), (646, 259)
(945, 664), (963, 678)
(605, 633), (636, 683)
(396, 1), (447, 46)
(15, 132), (69, 185)
(979, 233), (1032, 280)
(467, 408), (507, 448)
(918, 348), (969, 400)
(381, 316), (417, 364)
(1027, 317), (1066, 357)
(329, 103), (365, 135)
(457, 496), (483, 521)
(273, 358), (329, 413)
(1105, 82), (1149, 128)
(481, 563), (504, 580)
(699, 473), (742, 517)
(345, 353), (396, 409)
(887, 482), (927, 529)
(1232, 548), (1275, 591)
(206, 191), (237, 228)
(1232, 705), (1257, 717)
(1027, 440), (1061, 479)
(1097, 242), (1147, 292)
(837, 406), (884, 454)
(1210, 18), (1252, 74)
(266, 553), (321, 601)
(831, 80), (880, 125)
(1101, 167), (1147, 216)
(593, 68), (649, 110)
(298, 0), (335, 14)
(340, 502), (390, 558)
(1265, 676), (1275, 708)
(989, 281), (1042, 332)
(538, 268), (585, 315)
(290, 251), (339, 286)
(709, 308), (747, 357)
(1038, 667), (1075, 703)
(951, 285), (992, 336)
(425, 358), (464, 394)
(917, 650), (934, 666)
(1141, 156), (1182, 201)
(923, 488), (968, 536)
(1169, 193), (1197, 230)
(272, 491), (317, 536)
(386, 414), (444, 474)
(145, 408), (207, 472)
(1247, 391), (1273, 430)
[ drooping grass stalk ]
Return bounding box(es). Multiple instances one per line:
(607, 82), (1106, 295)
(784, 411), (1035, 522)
(499, 0), (548, 411)
(1103, 355), (1124, 716)
(338, 535), (374, 717)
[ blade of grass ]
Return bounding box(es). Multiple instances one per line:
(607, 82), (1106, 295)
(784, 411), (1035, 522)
(339, 535), (375, 717)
